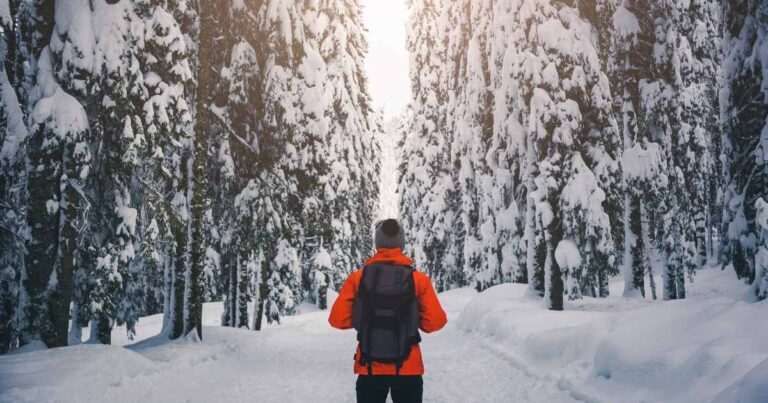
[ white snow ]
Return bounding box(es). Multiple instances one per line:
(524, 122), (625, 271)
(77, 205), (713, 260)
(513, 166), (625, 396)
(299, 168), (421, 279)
(0, 0), (10, 28)
(555, 240), (581, 269)
(3, 265), (761, 403)
(622, 142), (666, 182)
(711, 357), (768, 403)
(612, 6), (640, 39)
(0, 67), (28, 163)
(1, 287), (577, 403)
(32, 52), (90, 140)
(457, 265), (768, 403)
(313, 247), (332, 269)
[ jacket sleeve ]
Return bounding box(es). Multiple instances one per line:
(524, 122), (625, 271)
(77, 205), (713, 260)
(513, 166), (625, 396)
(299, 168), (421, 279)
(328, 271), (359, 330)
(415, 273), (448, 333)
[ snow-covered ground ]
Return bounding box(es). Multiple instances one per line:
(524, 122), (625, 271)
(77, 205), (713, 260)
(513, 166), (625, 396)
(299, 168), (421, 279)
(1, 266), (765, 403)
(458, 265), (768, 403)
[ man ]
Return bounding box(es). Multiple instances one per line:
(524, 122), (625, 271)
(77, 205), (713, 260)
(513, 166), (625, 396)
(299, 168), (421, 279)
(329, 219), (447, 403)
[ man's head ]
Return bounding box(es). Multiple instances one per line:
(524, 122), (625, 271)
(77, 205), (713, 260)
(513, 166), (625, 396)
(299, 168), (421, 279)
(374, 219), (405, 250)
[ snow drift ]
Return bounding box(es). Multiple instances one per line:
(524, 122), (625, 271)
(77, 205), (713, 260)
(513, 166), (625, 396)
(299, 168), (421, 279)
(457, 267), (768, 403)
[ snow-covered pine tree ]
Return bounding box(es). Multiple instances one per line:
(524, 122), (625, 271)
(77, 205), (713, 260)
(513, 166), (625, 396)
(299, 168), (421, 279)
(24, 45), (92, 347)
(637, 2), (682, 301)
(14, 0), (54, 110)
(315, 0), (377, 289)
(486, 0), (527, 288)
(667, 0), (721, 293)
(720, 0), (768, 298)
(218, 2), (256, 328)
(295, 0), (332, 305)
(15, 0), (102, 348)
(401, 0), (457, 291)
(136, 0), (195, 339)
(73, 0), (150, 345)
(491, 0), (548, 299)
(611, 0), (661, 299)
(310, 246), (332, 309)
(0, 6), (30, 352)
(185, 0), (220, 341)
(234, 176), (291, 330)
(265, 238), (301, 323)
(752, 197), (768, 300)
(507, 0), (620, 309)
(455, 0), (493, 292)
(575, 0), (624, 299)
(219, 15), (261, 327)
(755, 198), (768, 299)
(246, 0), (309, 328)
(3, 0), (87, 350)
(641, 0), (717, 301)
(686, 0), (722, 267)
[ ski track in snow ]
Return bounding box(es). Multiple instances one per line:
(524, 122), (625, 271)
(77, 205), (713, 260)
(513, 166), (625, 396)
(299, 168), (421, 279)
(0, 289), (577, 403)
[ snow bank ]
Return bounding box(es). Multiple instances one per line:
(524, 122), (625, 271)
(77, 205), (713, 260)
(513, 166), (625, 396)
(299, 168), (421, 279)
(712, 357), (768, 403)
(0, 344), (158, 402)
(1, 298), (358, 403)
(458, 283), (608, 373)
(457, 267), (768, 403)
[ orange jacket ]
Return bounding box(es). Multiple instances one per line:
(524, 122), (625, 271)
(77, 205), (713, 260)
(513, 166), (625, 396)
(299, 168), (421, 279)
(328, 248), (447, 375)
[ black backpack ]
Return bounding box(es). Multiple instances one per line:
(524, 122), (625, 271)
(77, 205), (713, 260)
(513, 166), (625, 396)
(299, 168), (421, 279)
(352, 263), (421, 375)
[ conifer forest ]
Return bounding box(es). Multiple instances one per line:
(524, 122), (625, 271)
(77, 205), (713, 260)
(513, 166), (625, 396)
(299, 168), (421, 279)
(0, 1), (767, 402)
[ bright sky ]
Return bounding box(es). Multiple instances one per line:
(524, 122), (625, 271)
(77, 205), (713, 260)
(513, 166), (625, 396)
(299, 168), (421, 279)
(362, 0), (411, 119)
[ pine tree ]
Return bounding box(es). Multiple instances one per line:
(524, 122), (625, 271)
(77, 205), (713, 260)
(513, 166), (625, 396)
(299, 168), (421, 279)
(216, 1), (255, 328)
(137, 0), (195, 339)
(720, 0), (768, 298)
(455, 0), (493, 292)
(641, 0), (720, 301)
(247, 0), (306, 330)
(80, 0), (149, 345)
(315, 0), (377, 287)
(0, 6), (30, 352)
(612, 0), (661, 299)
(755, 198), (768, 299)
(486, 0), (527, 288)
(310, 246), (332, 309)
(401, 0), (456, 291)
(235, 176), (290, 330)
(493, 0), (620, 308)
(185, 0), (219, 341)
(265, 238), (301, 323)
(25, 46), (91, 347)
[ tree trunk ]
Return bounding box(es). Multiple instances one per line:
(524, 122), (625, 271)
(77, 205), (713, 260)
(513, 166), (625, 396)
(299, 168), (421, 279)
(183, 0), (218, 342)
(170, 228), (186, 339)
(254, 258), (269, 331)
(625, 194), (646, 297)
(236, 250), (249, 328)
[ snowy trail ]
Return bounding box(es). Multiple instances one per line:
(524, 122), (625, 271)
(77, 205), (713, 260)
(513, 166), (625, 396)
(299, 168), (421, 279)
(0, 288), (578, 403)
(418, 289), (577, 403)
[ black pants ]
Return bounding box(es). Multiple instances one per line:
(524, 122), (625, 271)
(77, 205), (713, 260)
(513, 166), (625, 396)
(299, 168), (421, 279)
(356, 375), (423, 403)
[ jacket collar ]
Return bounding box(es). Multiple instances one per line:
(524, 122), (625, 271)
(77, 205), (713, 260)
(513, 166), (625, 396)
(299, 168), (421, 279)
(364, 248), (413, 267)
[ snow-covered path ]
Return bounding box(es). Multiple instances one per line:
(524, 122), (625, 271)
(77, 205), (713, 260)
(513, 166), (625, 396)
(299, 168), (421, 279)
(0, 288), (577, 403)
(418, 289), (577, 403)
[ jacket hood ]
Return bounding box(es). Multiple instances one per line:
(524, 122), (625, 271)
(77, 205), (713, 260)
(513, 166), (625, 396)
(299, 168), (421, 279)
(364, 248), (413, 267)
